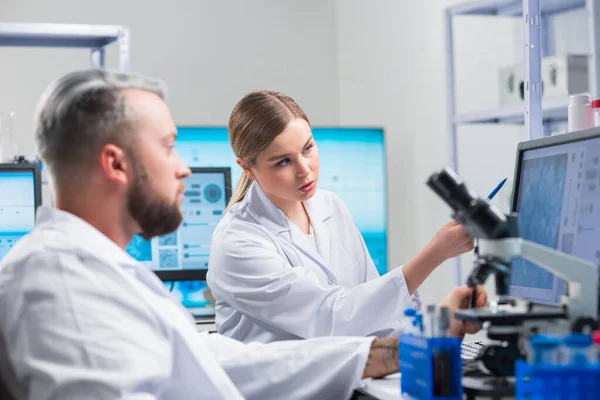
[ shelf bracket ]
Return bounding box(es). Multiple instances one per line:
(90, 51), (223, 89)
(90, 47), (105, 69)
(118, 28), (131, 72)
(588, 0), (600, 100)
(524, 0), (543, 140)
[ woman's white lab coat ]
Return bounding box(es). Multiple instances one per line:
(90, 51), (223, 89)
(207, 181), (421, 343)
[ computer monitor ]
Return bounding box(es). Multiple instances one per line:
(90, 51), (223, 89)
(0, 163), (42, 261)
(175, 126), (388, 276)
(510, 127), (600, 305)
(125, 167), (232, 282)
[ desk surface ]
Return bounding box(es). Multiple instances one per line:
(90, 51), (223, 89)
(195, 322), (216, 333)
(357, 373), (402, 400)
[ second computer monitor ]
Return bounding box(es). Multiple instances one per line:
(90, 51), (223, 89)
(125, 167), (232, 281)
(510, 127), (600, 305)
(0, 163), (42, 262)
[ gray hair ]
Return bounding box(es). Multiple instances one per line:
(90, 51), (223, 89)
(35, 69), (167, 181)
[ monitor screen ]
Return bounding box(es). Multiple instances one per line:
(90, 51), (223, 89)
(0, 164), (41, 261)
(125, 167), (232, 282)
(510, 129), (600, 305)
(175, 126), (388, 275)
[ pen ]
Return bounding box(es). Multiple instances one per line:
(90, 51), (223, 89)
(470, 177), (508, 308)
(487, 177), (507, 200)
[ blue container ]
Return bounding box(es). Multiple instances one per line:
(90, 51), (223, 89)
(515, 361), (600, 400)
(399, 334), (462, 400)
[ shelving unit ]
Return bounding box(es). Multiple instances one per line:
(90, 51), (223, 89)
(444, 0), (600, 284)
(0, 22), (131, 71)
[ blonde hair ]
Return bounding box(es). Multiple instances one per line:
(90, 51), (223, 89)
(226, 90), (309, 211)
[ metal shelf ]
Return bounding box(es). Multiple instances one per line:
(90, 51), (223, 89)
(0, 22), (130, 71)
(445, 0), (600, 286)
(0, 23), (124, 48)
(454, 96), (569, 124)
(449, 0), (584, 16)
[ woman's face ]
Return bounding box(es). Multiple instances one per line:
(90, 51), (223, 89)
(242, 118), (319, 206)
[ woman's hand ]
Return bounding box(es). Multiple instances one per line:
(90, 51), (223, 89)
(428, 220), (474, 262)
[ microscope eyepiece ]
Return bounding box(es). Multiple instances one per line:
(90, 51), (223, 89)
(426, 167), (512, 239)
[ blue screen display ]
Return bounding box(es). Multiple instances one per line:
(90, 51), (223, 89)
(175, 126), (388, 275)
(0, 171), (36, 261)
(125, 170), (229, 272)
(511, 135), (600, 305)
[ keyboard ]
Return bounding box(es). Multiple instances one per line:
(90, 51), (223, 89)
(461, 341), (485, 360)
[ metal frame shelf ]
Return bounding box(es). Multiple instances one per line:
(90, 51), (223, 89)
(448, 0), (585, 17)
(454, 95), (570, 124)
(445, 0), (600, 285)
(0, 22), (131, 71)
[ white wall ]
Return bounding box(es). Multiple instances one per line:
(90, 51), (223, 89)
(0, 1), (590, 306)
(0, 0), (341, 158)
(336, 0), (522, 306)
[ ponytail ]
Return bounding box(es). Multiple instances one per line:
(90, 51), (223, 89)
(226, 173), (253, 212)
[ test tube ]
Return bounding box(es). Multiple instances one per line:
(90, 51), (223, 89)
(426, 304), (436, 337)
(562, 333), (593, 365)
(529, 335), (561, 365)
(403, 308), (417, 336)
(438, 307), (450, 337)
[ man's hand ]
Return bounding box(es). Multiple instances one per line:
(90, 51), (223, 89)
(361, 286), (487, 379)
(362, 336), (399, 379)
(439, 285), (488, 338)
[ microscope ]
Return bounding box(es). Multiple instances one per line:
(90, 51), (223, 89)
(426, 167), (599, 397)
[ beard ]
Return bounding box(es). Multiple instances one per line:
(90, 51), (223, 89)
(127, 158), (183, 240)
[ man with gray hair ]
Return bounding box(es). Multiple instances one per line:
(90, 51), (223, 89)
(0, 69), (481, 399)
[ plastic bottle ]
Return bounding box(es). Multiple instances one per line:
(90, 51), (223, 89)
(568, 94), (594, 132)
(592, 331), (600, 362)
(593, 100), (600, 127)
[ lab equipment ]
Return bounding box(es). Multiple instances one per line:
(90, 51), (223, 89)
(542, 54), (589, 99)
(516, 333), (600, 400)
(593, 99), (600, 126)
(426, 304), (436, 337)
(438, 306), (450, 337)
(0, 163), (42, 262)
(529, 335), (560, 365)
(399, 323), (462, 399)
(469, 176), (508, 308)
(510, 127), (600, 308)
(562, 333), (593, 365)
(427, 166), (599, 398)
(568, 93), (594, 132)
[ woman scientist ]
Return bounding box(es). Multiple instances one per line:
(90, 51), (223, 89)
(207, 90), (475, 343)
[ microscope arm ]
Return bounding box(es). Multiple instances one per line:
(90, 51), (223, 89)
(479, 238), (598, 320)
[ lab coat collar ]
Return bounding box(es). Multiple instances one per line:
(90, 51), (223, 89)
(35, 206), (141, 269)
(245, 181), (334, 268)
(245, 181), (289, 235)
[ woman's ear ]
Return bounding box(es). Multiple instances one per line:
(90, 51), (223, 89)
(236, 158), (256, 180)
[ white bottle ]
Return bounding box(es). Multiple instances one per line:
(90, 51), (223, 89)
(568, 94), (594, 132)
(593, 99), (600, 127)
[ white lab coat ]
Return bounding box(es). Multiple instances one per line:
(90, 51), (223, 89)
(208, 181), (421, 344)
(0, 207), (374, 400)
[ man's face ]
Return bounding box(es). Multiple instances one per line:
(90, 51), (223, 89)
(122, 90), (191, 239)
